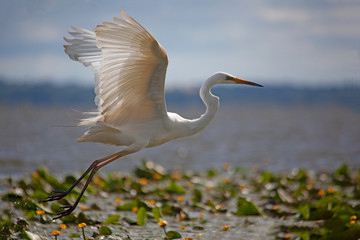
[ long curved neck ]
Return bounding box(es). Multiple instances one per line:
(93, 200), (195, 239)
(189, 77), (220, 133)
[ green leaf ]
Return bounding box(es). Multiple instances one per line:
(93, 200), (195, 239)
(0, 224), (12, 238)
(23, 230), (41, 240)
(235, 197), (262, 216)
(332, 204), (355, 222)
(77, 212), (96, 225)
(20, 199), (38, 211)
(103, 214), (120, 225)
(316, 196), (342, 210)
(165, 231), (182, 239)
(333, 164), (352, 186)
(50, 202), (61, 213)
(309, 208), (333, 220)
(298, 204), (310, 220)
(324, 218), (346, 233)
(122, 217), (137, 225)
(60, 214), (78, 224)
(152, 206), (162, 223)
(137, 207), (147, 226)
(99, 226), (112, 236)
(207, 169), (218, 177)
(165, 180), (185, 195)
(259, 171), (277, 184)
(116, 200), (138, 211)
(2, 193), (23, 202)
(192, 188), (202, 204)
(116, 199), (152, 212)
(68, 233), (81, 238)
(14, 218), (29, 232)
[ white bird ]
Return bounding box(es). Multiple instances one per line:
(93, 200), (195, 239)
(44, 10), (263, 219)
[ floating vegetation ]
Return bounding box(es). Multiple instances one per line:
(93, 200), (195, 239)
(0, 161), (359, 239)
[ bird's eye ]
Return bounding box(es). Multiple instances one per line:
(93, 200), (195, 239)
(225, 76), (234, 81)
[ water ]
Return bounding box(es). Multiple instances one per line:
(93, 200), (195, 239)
(0, 104), (359, 177)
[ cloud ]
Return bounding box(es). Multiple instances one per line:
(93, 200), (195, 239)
(261, 8), (309, 23)
(0, 54), (92, 84)
(20, 20), (61, 43)
(1, 0), (360, 87)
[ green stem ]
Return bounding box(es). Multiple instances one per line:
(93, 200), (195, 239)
(82, 227), (86, 239)
(162, 226), (167, 235)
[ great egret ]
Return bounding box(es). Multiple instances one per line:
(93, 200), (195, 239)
(43, 10), (263, 219)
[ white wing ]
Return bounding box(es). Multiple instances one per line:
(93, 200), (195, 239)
(64, 10), (169, 128)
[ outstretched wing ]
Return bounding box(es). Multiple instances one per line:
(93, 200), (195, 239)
(64, 10), (169, 128)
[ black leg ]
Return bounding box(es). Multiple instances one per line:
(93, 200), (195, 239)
(42, 152), (119, 203)
(43, 150), (130, 219)
(52, 165), (99, 219)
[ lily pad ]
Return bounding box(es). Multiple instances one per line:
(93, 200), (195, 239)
(235, 197), (262, 216)
(99, 226), (112, 235)
(165, 231), (182, 239)
(137, 207), (147, 226)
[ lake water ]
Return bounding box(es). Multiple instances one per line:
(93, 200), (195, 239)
(0, 104), (359, 177)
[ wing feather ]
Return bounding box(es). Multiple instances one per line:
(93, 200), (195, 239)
(64, 10), (168, 128)
(94, 10), (168, 126)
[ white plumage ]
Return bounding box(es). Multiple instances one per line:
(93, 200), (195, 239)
(44, 10), (263, 219)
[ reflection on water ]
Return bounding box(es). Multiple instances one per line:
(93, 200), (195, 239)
(0, 104), (359, 176)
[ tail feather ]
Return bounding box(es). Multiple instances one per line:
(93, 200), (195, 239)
(76, 121), (121, 144)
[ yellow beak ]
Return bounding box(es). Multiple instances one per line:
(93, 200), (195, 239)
(233, 77), (263, 87)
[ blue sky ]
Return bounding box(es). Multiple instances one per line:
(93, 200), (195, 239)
(1, 0), (360, 88)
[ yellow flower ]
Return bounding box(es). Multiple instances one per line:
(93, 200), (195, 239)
(184, 238), (194, 240)
(177, 196), (185, 202)
(59, 224), (67, 230)
(36, 209), (45, 215)
(152, 172), (162, 180)
(350, 215), (357, 224)
(80, 206), (87, 211)
(52, 230), (60, 236)
(223, 178), (231, 184)
(317, 189), (326, 196)
(93, 175), (105, 187)
(181, 225), (187, 230)
(308, 178), (315, 185)
(199, 212), (204, 218)
(132, 206), (138, 212)
(158, 220), (168, 227)
(222, 225), (229, 231)
(273, 205), (279, 211)
(115, 198), (123, 204)
(171, 172), (182, 180)
(78, 222), (87, 228)
(139, 178), (148, 185)
(32, 171), (40, 179)
(327, 187), (335, 193)
(284, 233), (291, 238)
(146, 199), (156, 205)
(187, 181), (195, 187)
(197, 233), (202, 238)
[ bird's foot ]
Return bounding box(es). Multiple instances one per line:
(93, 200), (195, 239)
(42, 190), (69, 203)
(53, 205), (76, 220)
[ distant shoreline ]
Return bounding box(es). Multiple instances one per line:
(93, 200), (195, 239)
(0, 80), (359, 111)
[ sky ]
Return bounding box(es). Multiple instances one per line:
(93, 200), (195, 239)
(1, 0), (360, 89)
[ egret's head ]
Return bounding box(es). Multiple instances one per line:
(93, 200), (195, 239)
(211, 72), (263, 87)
